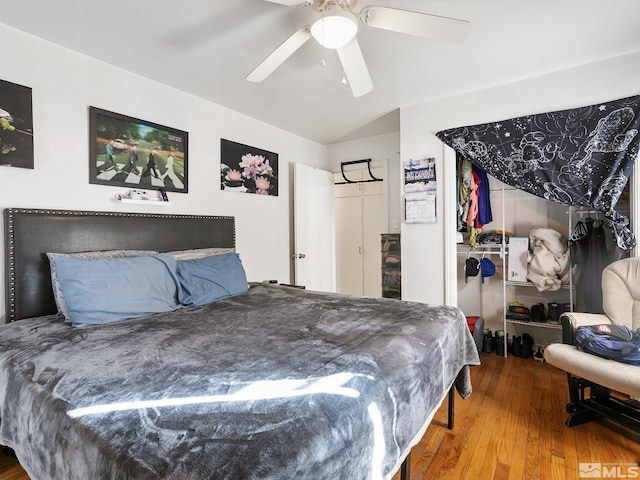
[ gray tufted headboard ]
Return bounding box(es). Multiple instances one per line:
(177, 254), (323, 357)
(3, 208), (235, 322)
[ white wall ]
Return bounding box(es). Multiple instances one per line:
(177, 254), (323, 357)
(400, 50), (640, 305)
(0, 24), (326, 322)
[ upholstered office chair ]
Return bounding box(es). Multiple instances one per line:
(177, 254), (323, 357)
(545, 256), (640, 432)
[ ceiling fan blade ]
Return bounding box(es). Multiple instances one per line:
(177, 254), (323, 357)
(360, 6), (471, 44)
(263, 0), (313, 6)
(246, 27), (312, 83)
(337, 38), (373, 98)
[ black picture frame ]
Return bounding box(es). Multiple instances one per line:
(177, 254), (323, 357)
(89, 107), (188, 193)
(0, 79), (34, 169)
(220, 139), (278, 196)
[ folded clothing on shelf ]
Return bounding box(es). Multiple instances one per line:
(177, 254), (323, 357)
(476, 231), (511, 245)
(506, 303), (530, 321)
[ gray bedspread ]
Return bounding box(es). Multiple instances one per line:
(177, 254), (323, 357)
(0, 284), (480, 480)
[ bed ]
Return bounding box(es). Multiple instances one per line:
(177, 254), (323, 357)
(0, 207), (480, 480)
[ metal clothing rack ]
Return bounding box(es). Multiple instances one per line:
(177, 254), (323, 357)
(457, 246), (506, 257)
(335, 159), (383, 184)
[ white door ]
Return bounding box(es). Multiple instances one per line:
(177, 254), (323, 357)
(335, 194), (363, 295)
(362, 192), (384, 297)
(334, 169), (385, 297)
(293, 163), (335, 291)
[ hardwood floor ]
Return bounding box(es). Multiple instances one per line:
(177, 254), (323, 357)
(392, 352), (640, 480)
(0, 449), (24, 480)
(1, 352), (638, 480)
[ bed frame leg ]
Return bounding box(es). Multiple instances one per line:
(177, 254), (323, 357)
(400, 451), (410, 480)
(447, 386), (455, 429)
(399, 387), (454, 480)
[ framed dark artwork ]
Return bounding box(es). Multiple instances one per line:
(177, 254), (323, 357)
(220, 139), (278, 196)
(89, 107), (188, 193)
(0, 79), (34, 169)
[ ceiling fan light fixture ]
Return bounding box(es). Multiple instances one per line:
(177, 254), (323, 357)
(310, 8), (358, 50)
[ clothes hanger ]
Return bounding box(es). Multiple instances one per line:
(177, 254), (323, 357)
(570, 218), (588, 241)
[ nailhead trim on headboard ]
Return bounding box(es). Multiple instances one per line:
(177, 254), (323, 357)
(4, 208), (236, 322)
(5, 209), (15, 322)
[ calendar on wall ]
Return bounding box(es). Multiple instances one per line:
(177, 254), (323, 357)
(403, 158), (437, 223)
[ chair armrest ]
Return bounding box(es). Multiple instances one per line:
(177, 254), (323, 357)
(560, 312), (611, 345)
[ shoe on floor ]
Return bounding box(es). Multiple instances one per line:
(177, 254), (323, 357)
(521, 333), (534, 359)
(495, 330), (505, 356)
(511, 335), (522, 357)
(533, 345), (545, 362)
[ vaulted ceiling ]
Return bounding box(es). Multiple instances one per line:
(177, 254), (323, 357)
(2, 0), (640, 144)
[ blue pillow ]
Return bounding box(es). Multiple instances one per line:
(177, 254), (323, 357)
(177, 252), (248, 307)
(54, 253), (180, 327)
(47, 249), (158, 319)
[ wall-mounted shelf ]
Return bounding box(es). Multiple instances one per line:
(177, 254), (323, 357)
(505, 318), (562, 329)
(114, 194), (172, 206)
(475, 243), (507, 250)
(458, 243), (507, 259)
(503, 280), (574, 290)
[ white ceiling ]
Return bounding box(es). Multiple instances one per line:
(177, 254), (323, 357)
(2, 0), (640, 145)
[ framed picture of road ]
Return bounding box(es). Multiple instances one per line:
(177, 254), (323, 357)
(0, 78), (34, 169)
(89, 107), (188, 193)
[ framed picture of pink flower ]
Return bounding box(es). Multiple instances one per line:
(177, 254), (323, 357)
(220, 139), (278, 196)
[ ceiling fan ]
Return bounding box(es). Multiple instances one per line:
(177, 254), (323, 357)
(246, 0), (471, 97)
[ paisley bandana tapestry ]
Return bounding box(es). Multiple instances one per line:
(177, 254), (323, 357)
(436, 95), (640, 251)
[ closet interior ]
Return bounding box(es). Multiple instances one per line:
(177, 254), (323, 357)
(456, 154), (631, 355)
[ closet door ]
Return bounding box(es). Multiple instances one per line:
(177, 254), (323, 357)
(335, 193), (364, 295)
(334, 169), (384, 297)
(363, 179), (383, 297)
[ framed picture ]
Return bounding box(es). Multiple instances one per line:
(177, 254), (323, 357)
(220, 139), (278, 196)
(89, 107), (188, 193)
(0, 79), (34, 169)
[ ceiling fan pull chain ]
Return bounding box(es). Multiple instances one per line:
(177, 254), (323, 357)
(320, 9), (326, 66)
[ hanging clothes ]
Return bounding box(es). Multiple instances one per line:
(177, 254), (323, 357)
(437, 94), (640, 251)
(473, 165), (493, 227)
(467, 169), (479, 228)
(457, 155), (472, 231)
(581, 218), (608, 313)
(457, 158), (494, 249)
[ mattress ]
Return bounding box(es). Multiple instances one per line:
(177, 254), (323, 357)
(0, 284), (480, 480)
